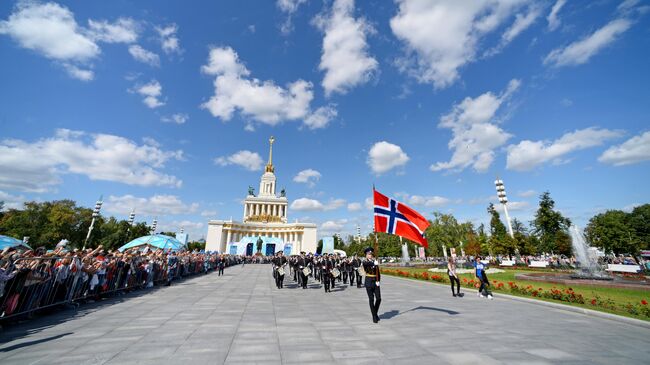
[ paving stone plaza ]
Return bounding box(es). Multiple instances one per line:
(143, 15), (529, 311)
(1, 264), (649, 364)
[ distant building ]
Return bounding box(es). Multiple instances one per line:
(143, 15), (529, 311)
(205, 137), (317, 255)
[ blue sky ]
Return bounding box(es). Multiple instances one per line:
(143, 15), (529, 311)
(1, 0), (649, 241)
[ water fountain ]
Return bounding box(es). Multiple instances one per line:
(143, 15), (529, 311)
(569, 225), (612, 280)
(514, 225), (650, 290)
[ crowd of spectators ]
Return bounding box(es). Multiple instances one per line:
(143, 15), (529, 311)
(0, 245), (241, 320)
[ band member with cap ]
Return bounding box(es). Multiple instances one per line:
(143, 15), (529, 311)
(351, 254), (362, 288)
(298, 251), (308, 289)
(274, 251), (287, 289)
(322, 254), (332, 293)
(362, 247), (381, 323)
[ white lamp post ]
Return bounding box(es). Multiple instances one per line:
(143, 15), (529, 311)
(494, 179), (515, 238)
(150, 218), (158, 234)
(83, 196), (103, 249)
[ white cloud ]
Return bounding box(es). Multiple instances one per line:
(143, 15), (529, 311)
(0, 2), (99, 62)
(547, 0), (567, 31)
(544, 18), (632, 67)
(161, 113), (189, 124)
(304, 105), (337, 129)
(277, 0), (308, 35)
(598, 131), (650, 166)
(517, 190), (537, 198)
(320, 219), (348, 234)
(293, 169), (321, 187)
(214, 150), (264, 171)
(157, 220), (204, 240)
(347, 202), (362, 212)
(367, 141), (409, 174)
(291, 198), (324, 211)
(201, 46), (330, 129)
(431, 79), (520, 173)
(201, 210), (217, 217)
(494, 200), (530, 213)
(64, 64), (94, 81)
(405, 194), (450, 207)
(277, 0), (307, 14)
(0, 129), (183, 192)
(104, 194), (198, 216)
(314, 0), (378, 96)
(506, 127), (624, 171)
(0, 190), (27, 210)
(128, 45), (160, 66)
(134, 80), (165, 108)
(87, 18), (138, 43)
(0, 2), (141, 81)
(290, 197), (346, 212)
(390, 0), (529, 89)
(487, 5), (540, 57)
(365, 197), (373, 210)
(155, 24), (181, 54)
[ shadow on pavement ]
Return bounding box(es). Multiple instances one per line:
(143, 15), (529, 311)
(0, 333), (72, 352)
(404, 306), (460, 315)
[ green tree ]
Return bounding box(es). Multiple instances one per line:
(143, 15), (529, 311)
(487, 203), (516, 255)
(628, 204), (650, 249)
(586, 210), (640, 255)
(531, 191), (571, 254)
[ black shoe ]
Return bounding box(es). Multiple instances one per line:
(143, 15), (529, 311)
(372, 317), (378, 323)
(453, 294), (457, 297)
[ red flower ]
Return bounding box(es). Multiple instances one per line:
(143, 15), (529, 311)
(591, 299), (597, 305)
(642, 300), (648, 305)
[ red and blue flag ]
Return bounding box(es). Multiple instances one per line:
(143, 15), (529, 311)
(373, 189), (430, 247)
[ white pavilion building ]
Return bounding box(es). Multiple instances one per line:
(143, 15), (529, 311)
(205, 137), (317, 255)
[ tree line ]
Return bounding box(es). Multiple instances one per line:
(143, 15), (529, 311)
(342, 192), (649, 258)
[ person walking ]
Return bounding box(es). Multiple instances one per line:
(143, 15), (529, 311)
(474, 256), (493, 299)
(447, 257), (461, 297)
(362, 247), (381, 323)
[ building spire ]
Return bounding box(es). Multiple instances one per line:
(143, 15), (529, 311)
(265, 136), (275, 173)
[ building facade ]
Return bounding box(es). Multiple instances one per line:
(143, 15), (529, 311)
(205, 137), (317, 255)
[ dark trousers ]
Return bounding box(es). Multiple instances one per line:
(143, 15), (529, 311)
(365, 278), (381, 321)
(342, 271), (348, 284)
(478, 273), (491, 296)
(349, 271), (355, 286)
(218, 266), (224, 276)
(276, 273), (284, 288)
(300, 272), (308, 288)
(323, 273), (330, 292)
(330, 274), (336, 289)
(355, 270), (362, 287)
(449, 275), (460, 295)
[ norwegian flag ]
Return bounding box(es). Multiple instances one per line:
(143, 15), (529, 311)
(373, 188), (430, 247)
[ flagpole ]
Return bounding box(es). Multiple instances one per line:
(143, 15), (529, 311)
(372, 185), (378, 256)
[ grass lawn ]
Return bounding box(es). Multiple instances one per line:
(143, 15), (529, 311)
(381, 266), (650, 321)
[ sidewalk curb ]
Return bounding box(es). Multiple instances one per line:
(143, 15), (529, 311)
(382, 273), (650, 330)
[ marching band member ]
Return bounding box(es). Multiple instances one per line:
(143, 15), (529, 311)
(362, 247), (382, 323)
(298, 252), (308, 289)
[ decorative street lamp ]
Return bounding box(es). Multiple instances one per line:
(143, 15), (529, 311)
(150, 218), (158, 234)
(128, 209), (136, 226)
(83, 196), (103, 249)
(494, 178), (515, 239)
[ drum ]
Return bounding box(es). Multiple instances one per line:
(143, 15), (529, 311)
(277, 267), (285, 276)
(302, 267), (312, 276)
(357, 265), (366, 276)
(332, 268), (340, 278)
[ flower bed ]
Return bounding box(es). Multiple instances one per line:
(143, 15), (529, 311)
(381, 268), (650, 319)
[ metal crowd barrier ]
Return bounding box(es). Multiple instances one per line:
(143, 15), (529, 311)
(0, 255), (219, 321)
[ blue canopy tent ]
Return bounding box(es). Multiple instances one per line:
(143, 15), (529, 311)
(0, 235), (32, 250)
(118, 234), (185, 252)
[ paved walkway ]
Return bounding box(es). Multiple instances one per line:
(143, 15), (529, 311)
(1, 264), (649, 364)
